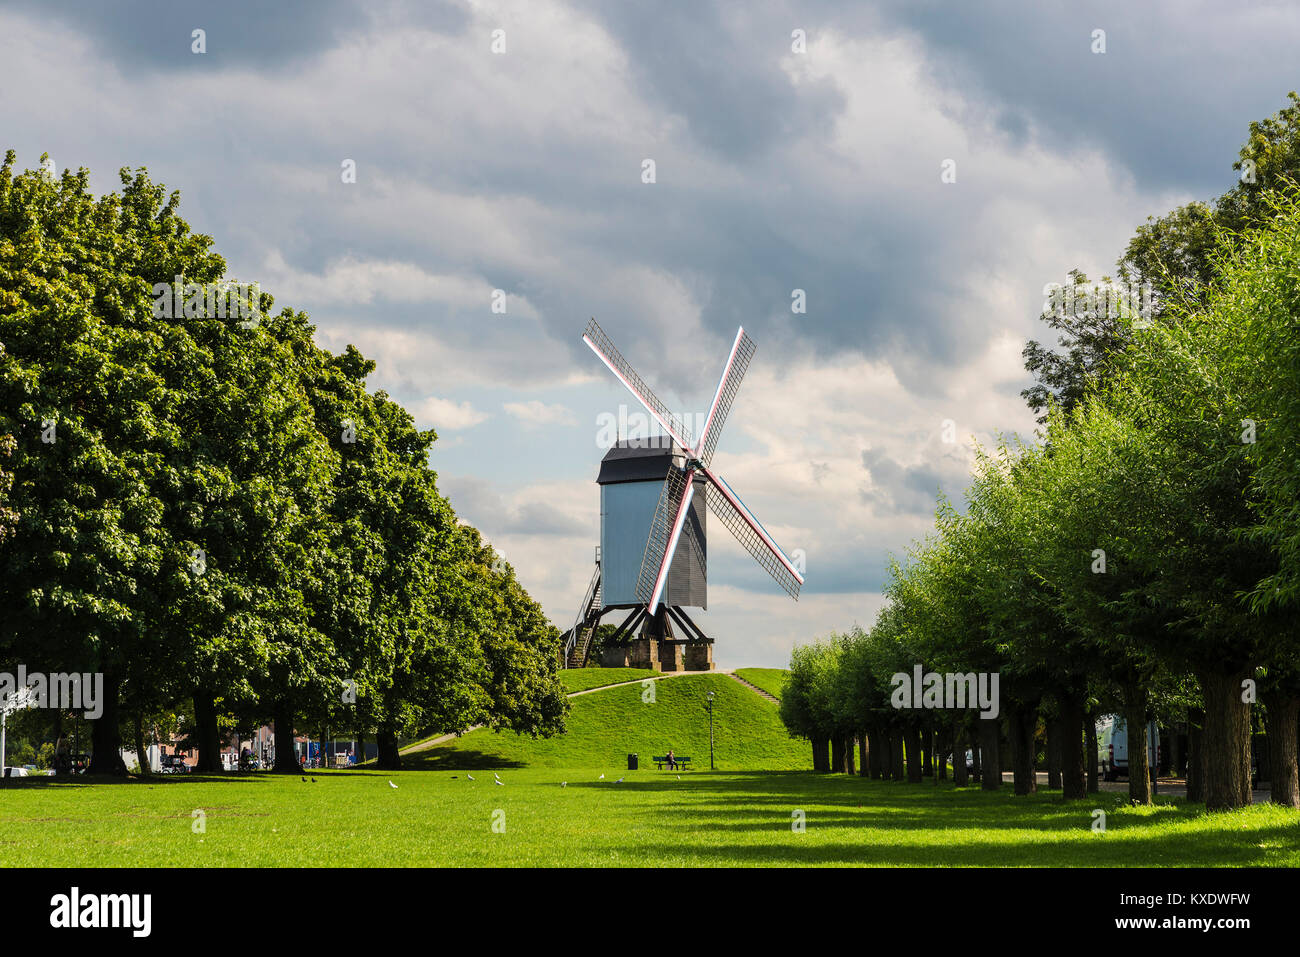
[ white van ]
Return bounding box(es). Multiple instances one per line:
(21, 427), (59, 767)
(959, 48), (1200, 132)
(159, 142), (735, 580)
(1097, 714), (1159, 781)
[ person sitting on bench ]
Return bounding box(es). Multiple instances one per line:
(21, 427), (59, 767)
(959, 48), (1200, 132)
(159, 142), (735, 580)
(666, 749), (676, 771)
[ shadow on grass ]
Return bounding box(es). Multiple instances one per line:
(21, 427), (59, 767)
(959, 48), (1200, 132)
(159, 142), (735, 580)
(613, 819), (1300, 866)
(398, 749), (527, 771)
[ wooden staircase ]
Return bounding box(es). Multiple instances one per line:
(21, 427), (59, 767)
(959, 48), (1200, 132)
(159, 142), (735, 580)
(563, 560), (602, 669)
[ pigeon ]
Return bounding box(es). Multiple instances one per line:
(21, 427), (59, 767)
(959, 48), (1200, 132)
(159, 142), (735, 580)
(494, 779), (504, 786)
(388, 780), (398, 789)
(311, 777), (317, 783)
(467, 774), (475, 781)
(494, 773), (501, 782)
(615, 776), (624, 784)
(301, 777), (306, 782)
(598, 773), (605, 780)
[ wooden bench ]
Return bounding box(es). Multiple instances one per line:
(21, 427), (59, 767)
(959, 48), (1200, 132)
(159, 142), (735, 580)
(652, 755), (691, 770)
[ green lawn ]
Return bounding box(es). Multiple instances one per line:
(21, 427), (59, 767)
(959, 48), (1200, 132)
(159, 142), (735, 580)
(3, 673), (1295, 867)
(735, 667), (789, 699)
(405, 673), (805, 771)
(1, 769), (1295, 867)
(558, 667), (661, 694)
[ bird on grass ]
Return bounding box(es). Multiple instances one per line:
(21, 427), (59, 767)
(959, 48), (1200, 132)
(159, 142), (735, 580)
(494, 779), (504, 786)
(615, 776), (624, 784)
(301, 777), (306, 783)
(561, 782), (567, 788)
(311, 777), (317, 783)
(598, 773), (605, 780)
(388, 780), (398, 789)
(467, 773), (475, 781)
(494, 772), (501, 782)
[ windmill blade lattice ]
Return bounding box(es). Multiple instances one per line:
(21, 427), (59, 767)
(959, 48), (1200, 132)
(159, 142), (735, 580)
(704, 470), (802, 600)
(635, 464), (691, 606)
(583, 319), (697, 452)
(697, 327), (754, 467)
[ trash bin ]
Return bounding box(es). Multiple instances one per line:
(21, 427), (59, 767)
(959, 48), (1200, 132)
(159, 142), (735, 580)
(627, 753), (638, 771)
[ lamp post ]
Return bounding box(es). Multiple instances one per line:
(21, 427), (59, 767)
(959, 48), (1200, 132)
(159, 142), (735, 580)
(706, 691), (715, 770)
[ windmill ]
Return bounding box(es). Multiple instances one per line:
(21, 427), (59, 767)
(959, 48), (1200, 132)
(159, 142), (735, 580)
(563, 318), (804, 670)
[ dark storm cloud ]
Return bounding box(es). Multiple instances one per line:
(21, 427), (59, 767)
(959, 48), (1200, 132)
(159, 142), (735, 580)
(571, 0), (846, 161)
(0, 0), (466, 74)
(866, 0), (1300, 198)
(10, 0), (1293, 400)
(859, 445), (962, 517)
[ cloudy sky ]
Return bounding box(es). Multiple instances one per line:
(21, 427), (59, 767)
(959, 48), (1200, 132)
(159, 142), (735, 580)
(3, 0), (1295, 667)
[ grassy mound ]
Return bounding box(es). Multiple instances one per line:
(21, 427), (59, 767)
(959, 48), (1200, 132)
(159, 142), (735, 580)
(405, 673), (806, 771)
(735, 668), (789, 699)
(559, 667), (660, 694)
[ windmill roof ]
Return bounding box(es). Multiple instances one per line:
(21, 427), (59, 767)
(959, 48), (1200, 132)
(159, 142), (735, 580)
(597, 437), (684, 484)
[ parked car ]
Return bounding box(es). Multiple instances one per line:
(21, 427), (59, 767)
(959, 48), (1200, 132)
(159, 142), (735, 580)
(1098, 715), (1159, 781)
(2, 766), (29, 777)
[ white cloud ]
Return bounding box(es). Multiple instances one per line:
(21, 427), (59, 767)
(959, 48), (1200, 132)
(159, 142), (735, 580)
(503, 400), (577, 426)
(414, 396), (490, 430)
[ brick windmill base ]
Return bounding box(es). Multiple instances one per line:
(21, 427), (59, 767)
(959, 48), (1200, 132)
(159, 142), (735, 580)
(599, 605), (714, 673)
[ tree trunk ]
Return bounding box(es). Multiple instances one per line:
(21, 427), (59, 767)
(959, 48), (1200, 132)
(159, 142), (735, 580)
(830, 735), (845, 774)
(1007, 702), (1037, 795)
(1121, 682), (1151, 805)
(1186, 708), (1204, 803)
(375, 723), (402, 771)
(866, 725), (884, 779)
(1084, 704), (1100, 794)
(273, 700), (300, 773)
(87, 669), (127, 775)
(858, 734), (869, 778)
(1169, 726), (1183, 779)
(1059, 690), (1087, 800)
(133, 712), (150, 777)
(1198, 669), (1253, 811)
(936, 726), (948, 781)
(890, 728), (906, 780)
(952, 725), (968, 787)
(904, 725), (922, 783)
(193, 689), (222, 772)
(811, 735), (830, 773)
(922, 723), (934, 777)
(1263, 691), (1299, 808)
(978, 716), (1000, 790)
(1046, 714), (1063, 789)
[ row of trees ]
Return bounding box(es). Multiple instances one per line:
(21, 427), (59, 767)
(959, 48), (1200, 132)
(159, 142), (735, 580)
(781, 94), (1300, 811)
(0, 152), (568, 773)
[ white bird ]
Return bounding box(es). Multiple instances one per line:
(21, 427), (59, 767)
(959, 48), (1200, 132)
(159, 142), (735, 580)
(494, 772), (501, 781)
(615, 776), (624, 784)
(388, 780), (398, 789)
(676, 775), (681, 780)
(561, 782), (567, 788)
(467, 773), (475, 780)
(494, 779), (504, 786)
(598, 773), (604, 780)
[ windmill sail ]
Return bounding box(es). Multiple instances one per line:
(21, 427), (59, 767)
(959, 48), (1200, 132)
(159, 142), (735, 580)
(583, 319), (697, 453)
(636, 465), (696, 613)
(696, 327), (754, 466)
(701, 466), (803, 600)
